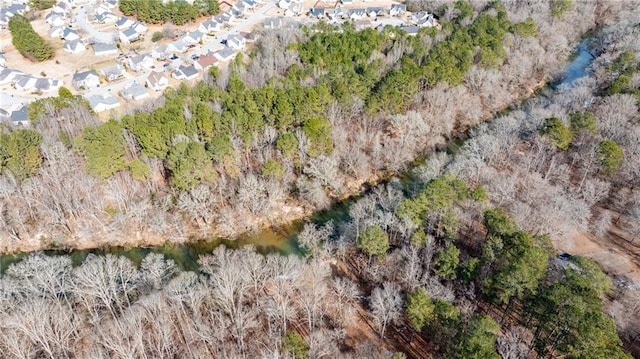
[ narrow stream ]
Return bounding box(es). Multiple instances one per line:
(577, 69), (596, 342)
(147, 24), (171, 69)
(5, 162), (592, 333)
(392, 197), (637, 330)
(0, 39), (595, 273)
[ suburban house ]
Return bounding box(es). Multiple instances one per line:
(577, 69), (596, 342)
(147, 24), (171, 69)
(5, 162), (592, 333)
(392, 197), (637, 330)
(226, 34), (245, 50)
(152, 43), (171, 60)
(231, 2), (245, 17)
(104, 0), (117, 8)
(263, 17), (282, 30)
(0, 53), (5, 67)
(172, 65), (199, 80)
(35, 78), (62, 93)
(366, 7), (384, 18)
(5, 3), (27, 17)
(12, 74), (37, 91)
(199, 18), (221, 34)
(115, 16), (134, 29)
(95, 11), (117, 24)
(194, 54), (218, 71)
(354, 19), (372, 31)
(309, 8), (325, 19)
(214, 47), (236, 61)
(341, 0), (353, 5)
(131, 21), (148, 34)
(277, 0), (290, 9)
(93, 42), (118, 56)
(119, 27), (140, 43)
(120, 83), (149, 101)
(9, 106), (28, 126)
(241, 0), (256, 9)
(171, 39), (188, 53)
(101, 64), (126, 82)
(348, 8), (367, 21)
(400, 25), (419, 36)
(146, 71), (168, 92)
(0, 12), (10, 29)
(52, 2), (71, 15)
(61, 27), (80, 41)
(389, 3), (406, 17)
(49, 25), (65, 38)
(285, 3), (303, 17)
(128, 53), (154, 72)
(63, 39), (86, 54)
(85, 94), (120, 112)
(0, 68), (25, 85)
(412, 11), (437, 27)
(214, 13), (231, 25)
(72, 70), (100, 89)
(45, 12), (65, 27)
(183, 30), (205, 44)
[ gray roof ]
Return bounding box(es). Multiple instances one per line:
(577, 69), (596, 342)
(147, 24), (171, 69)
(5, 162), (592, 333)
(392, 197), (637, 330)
(123, 27), (137, 37)
(216, 47), (235, 59)
(6, 4), (27, 15)
(62, 27), (78, 38)
(64, 39), (84, 50)
(401, 25), (420, 35)
(116, 17), (131, 27)
(310, 8), (325, 17)
(102, 64), (125, 77)
(172, 39), (188, 51)
(264, 17), (282, 28)
(10, 106), (28, 123)
(0, 68), (23, 82)
(121, 83), (148, 98)
(93, 42), (117, 53)
(73, 69), (99, 82)
(366, 7), (384, 15)
(35, 78), (52, 91)
(187, 30), (204, 40)
(13, 74), (34, 88)
(390, 4), (406, 11)
(179, 65), (198, 78)
(87, 94), (119, 108)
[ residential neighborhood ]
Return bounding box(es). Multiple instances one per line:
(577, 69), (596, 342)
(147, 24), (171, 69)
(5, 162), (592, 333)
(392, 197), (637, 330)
(1, 0), (438, 119)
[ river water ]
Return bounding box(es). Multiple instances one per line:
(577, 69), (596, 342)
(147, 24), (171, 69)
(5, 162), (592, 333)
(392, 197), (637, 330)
(0, 39), (595, 273)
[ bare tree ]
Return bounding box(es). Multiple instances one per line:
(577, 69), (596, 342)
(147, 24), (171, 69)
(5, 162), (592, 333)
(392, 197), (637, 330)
(369, 282), (403, 338)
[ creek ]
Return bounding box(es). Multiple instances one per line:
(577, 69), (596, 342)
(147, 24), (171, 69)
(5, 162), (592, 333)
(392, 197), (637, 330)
(0, 39), (595, 273)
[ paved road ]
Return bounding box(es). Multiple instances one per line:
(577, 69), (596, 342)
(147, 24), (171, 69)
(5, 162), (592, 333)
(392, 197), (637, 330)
(75, 3), (117, 44)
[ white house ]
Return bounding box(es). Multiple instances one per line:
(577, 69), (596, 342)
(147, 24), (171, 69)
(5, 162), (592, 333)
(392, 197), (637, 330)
(0, 68), (25, 85)
(119, 27), (140, 43)
(226, 34), (246, 50)
(277, 0), (290, 9)
(309, 8), (325, 19)
(199, 19), (220, 34)
(61, 27), (80, 41)
(389, 4), (406, 17)
(52, 2), (71, 15)
(128, 53), (154, 72)
(49, 26), (65, 38)
(101, 64), (126, 82)
(45, 12), (66, 26)
(131, 21), (147, 34)
(120, 83), (149, 101)
(285, 3), (303, 16)
(115, 16), (134, 29)
(104, 0), (117, 8)
(93, 42), (118, 56)
(0, 53), (5, 67)
(146, 71), (168, 91)
(412, 11), (437, 27)
(214, 47), (236, 61)
(86, 94), (120, 112)
(12, 74), (37, 91)
(366, 7), (384, 18)
(95, 11), (117, 24)
(152, 43), (171, 60)
(186, 30), (205, 44)
(171, 39), (188, 53)
(348, 8), (366, 21)
(263, 17), (282, 30)
(72, 70), (100, 89)
(172, 65), (199, 80)
(63, 39), (86, 54)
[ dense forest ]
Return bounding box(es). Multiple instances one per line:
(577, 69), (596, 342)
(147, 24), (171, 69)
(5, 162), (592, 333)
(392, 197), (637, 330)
(8, 14), (54, 62)
(1, 0), (640, 357)
(119, 0), (220, 25)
